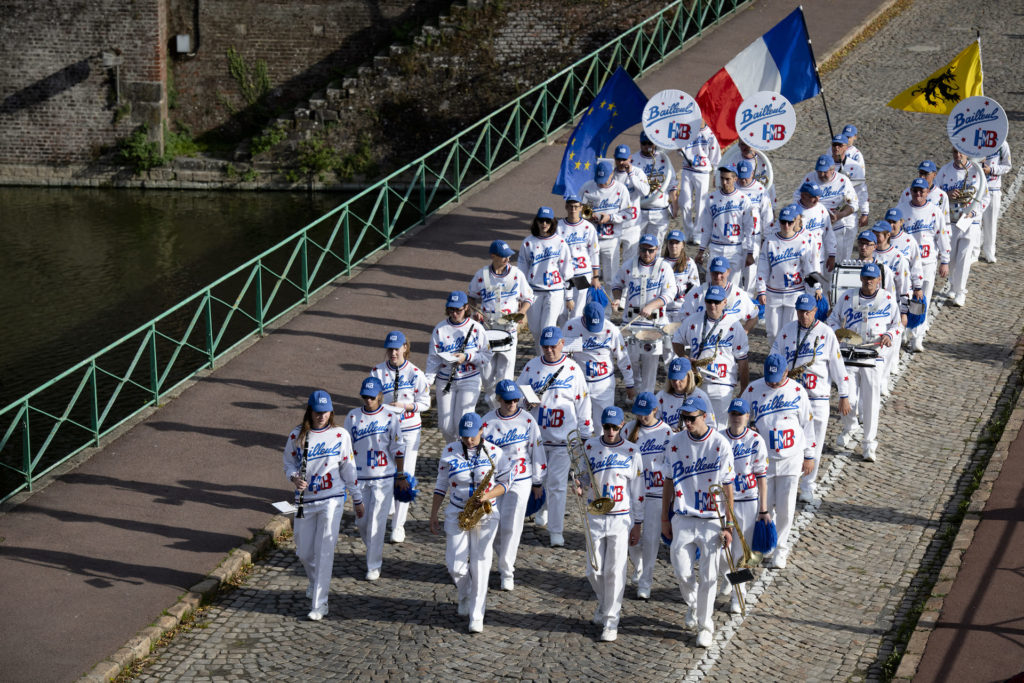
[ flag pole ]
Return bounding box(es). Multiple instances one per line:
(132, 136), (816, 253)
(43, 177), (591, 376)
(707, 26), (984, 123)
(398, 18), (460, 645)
(799, 6), (834, 139)
(976, 31), (984, 95)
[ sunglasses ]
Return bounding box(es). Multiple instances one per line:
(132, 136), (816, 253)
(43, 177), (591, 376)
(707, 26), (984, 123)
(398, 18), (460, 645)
(681, 414), (701, 423)
(602, 424), (622, 431)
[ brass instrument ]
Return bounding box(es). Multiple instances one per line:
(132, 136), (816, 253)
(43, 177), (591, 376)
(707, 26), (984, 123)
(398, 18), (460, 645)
(646, 171), (663, 195)
(568, 429), (614, 514)
(582, 202), (595, 220)
(457, 448), (496, 530)
(708, 484), (762, 616)
(501, 312), (525, 325)
(834, 327), (863, 345)
(566, 430), (601, 570)
(787, 339), (819, 381)
(690, 338), (721, 388)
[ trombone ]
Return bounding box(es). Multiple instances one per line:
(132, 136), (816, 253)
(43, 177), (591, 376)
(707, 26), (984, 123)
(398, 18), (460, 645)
(566, 430), (612, 571)
(708, 484), (762, 616)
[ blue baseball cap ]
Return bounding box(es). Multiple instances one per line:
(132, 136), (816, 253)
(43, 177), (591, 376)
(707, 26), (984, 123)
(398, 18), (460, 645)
(384, 330), (406, 348)
(779, 203), (803, 222)
(308, 390), (333, 412)
(736, 159), (754, 179)
(871, 220), (892, 233)
(728, 398), (749, 414)
(668, 357), (692, 380)
(706, 285), (727, 302)
(360, 376), (384, 397)
(799, 181), (822, 197)
(639, 131), (653, 145)
(857, 230), (877, 243)
(458, 413), (483, 437)
(666, 229), (685, 243)
(601, 405), (625, 425)
(885, 207), (903, 222)
(536, 206), (555, 220)
(815, 154), (835, 172)
(709, 256), (729, 273)
(490, 239), (515, 258)
(681, 395), (707, 414)
(764, 353), (786, 383)
(495, 379), (522, 401)
(639, 233), (658, 249)
(795, 293), (816, 311)
(860, 262), (881, 279)
(911, 177), (929, 190)
(446, 290), (468, 308)
(718, 163), (739, 176)
(614, 144), (631, 159)
(564, 191), (581, 203)
(918, 159), (938, 173)
(842, 124), (858, 137)
(831, 134), (849, 145)
(595, 159), (613, 182)
(539, 326), (563, 346)
(582, 301), (604, 333)
(632, 392), (657, 416)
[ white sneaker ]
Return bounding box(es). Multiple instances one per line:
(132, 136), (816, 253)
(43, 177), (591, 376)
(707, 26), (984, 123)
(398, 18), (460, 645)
(636, 587), (650, 600)
(549, 532), (565, 547)
(500, 576), (514, 591)
(881, 383), (890, 397)
(770, 550), (788, 569)
(696, 628), (713, 648)
(912, 337), (924, 352)
(457, 597), (470, 616)
(391, 527), (406, 544)
(863, 446), (877, 462)
(729, 595), (742, 614)
(684, 607), (697, 629)
(534, 510), (548, 528)
(836, 429), (856, 450)
(630, 568), (641, 584)
(719, 579), (733, 596)
(797, 488), (816, 504)
(365, 569), (380, 581)
(954, 293), (966, 307)
(600, 627), (618, 642)
(468, 619), (483, 633)
(307, 606), (327, 621)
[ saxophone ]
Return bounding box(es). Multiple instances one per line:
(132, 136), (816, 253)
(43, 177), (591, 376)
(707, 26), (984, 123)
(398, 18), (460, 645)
(457, 448), (496, 531)
(787, 338), (819, 381)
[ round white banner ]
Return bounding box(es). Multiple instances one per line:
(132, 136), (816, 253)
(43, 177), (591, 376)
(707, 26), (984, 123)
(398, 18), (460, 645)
(947, 95), (1008, 159)
(733, 91), (796, 151)
(642, 89), (703, 149)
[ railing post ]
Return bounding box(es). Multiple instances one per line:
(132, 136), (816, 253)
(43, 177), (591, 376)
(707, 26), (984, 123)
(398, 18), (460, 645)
(256, 260), (265, 335)
(21, 403), (32, 492)
(384, 183), (392, 248)
(90, 360), (99, 446)
(419, 163), (427, 220)
(542, 87), (550, 140)
(455, 145), (461, 202)
(149, 324), (159, 406)
(301, 233), (310, 304)
(205, 290), (215, 367)
(485, 123), (492, 180)
(343, 211), (352, 275)
(515, 106), (522, 161)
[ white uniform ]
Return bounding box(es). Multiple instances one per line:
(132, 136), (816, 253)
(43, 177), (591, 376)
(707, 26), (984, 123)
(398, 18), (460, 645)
(624, 419), (674, 596)
(899, 200), (950, 345)
(345, 405), (403, 576)
(743, 377), (815, 563)
(677, 124), (722, 242)
(770, 319), (850, 495)
(482, 407), (546, 585)
(580, 435), (644, 632)
(518, 233), (573, 344)
(434, 441), (511, 624)
(633, 149), (676, 241)
(370, 359), (431, 537)
(699, 189), (756, 277)
(721, 425), (767, 596)
(981, 141), (1011, 262)
(756, 227), (822, 345)
(828, 288), (901, 461)
(794, 170), (858, 260)
(557, 217), (600, 312)
(468, 263), (535, 392)
(798, 201), (836, 271)
(672, 311), (749, 420)
(838, 148), (870, 232)
(678, 281), (759, 329)
(899, 183), (952, 227)
(612, 166), (650, 258)
(661, 426), (734, 635)
(562, 316), (635, 425)
(612, 255), (677, 394)
(735, 179), (773, 292)
(720, 147), (776, 205)
(664, 258), (701, 322)
(580, 178), (632, 289)
(517, 354), (593, 537)
(656, 388), (718, 431)
(425, 318), (493, 442)
(283, 425), (362, 615)
(935, 160), (989, 304)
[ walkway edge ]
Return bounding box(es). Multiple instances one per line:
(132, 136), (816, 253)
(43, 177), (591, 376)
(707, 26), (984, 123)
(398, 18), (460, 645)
(893, 336), (1024, 680)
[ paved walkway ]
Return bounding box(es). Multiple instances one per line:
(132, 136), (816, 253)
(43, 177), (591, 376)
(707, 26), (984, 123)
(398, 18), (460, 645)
(1, 0), (1021, 681)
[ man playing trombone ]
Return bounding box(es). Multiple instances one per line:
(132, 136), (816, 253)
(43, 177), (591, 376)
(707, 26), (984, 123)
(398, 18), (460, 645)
(574, 405), (644, 642)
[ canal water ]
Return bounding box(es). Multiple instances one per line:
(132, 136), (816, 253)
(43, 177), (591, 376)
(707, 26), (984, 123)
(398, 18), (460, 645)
(0, 187), (346, 407)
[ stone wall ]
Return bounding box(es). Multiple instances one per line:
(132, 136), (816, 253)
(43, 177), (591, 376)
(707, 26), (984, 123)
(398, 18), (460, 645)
(0, 0), (167, 165)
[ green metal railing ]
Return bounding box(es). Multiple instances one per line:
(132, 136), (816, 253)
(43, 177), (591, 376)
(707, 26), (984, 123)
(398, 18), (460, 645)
(0, 0), (751, 502)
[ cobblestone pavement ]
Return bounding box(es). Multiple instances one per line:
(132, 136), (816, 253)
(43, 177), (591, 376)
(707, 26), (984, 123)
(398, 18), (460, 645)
(135, 0), (1023, 680)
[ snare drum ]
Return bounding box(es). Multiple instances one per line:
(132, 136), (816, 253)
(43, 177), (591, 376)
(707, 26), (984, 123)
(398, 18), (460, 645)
(840, 343), (879, 368)
(485, 329), (513, 351)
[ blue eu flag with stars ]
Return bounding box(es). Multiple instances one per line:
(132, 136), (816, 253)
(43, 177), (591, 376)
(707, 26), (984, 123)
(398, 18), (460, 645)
(552, 67), (648, 197)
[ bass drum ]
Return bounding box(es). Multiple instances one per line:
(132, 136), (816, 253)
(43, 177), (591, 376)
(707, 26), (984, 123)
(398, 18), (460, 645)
(485, 329), (513, 351)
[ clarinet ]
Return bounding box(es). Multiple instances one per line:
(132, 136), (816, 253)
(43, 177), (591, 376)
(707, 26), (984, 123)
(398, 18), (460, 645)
(443, 322), (476, 395)
(294, 433), (310, 518)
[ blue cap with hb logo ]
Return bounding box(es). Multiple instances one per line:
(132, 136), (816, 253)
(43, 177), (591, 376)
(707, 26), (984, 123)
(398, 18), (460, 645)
(871, 220), (892, 234)
(614, 144), (631, 159)
(632, 392), (656, 416)
(911, 177), (929, 190)
(668, 357), (692, 379)
(681, 395), (707, 414)
(539, 326), (563, 346)
(601, 405), (625, 425)
(384, 330), (406, 348)
(639, 233), (658, 248)
(885, 207), (903, 222)
(308, 389), (333, 412)
(495, 379), (522, 401)
(918, 159), (938, 173)
(583, 301), (604, 333)
(764, 353), (786, 383)
(667, 229), (685, 243)
(815, 154), (835, 172)
(446, 290), (468, 308)
(706, 285), (728, 302)
(490, 239), (515, 258)
(595, 160), (613, 183)
(857, 230), (877, 243)
(779, 203), (803, 222)
(799, 181), (822, 197)
(458, 413), (483, 437)
(831, 134), (849, 145)
(536, 206), (555, 220)
(842, 124), (858, 137)
(728, 398), (749, 414)
(795, 293), (816, 311)
(360, 376), (383, 397)
(861, 262), (881, 279)
(736, 159), (754, 179)
(709, 256), (729, 273)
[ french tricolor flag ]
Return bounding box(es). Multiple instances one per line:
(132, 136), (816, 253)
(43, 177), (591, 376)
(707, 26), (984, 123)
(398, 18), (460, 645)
(697, 7), (821, 146)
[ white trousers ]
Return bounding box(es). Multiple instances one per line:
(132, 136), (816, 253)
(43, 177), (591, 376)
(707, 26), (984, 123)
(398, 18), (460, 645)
(764, 297), (797, 348)
(719, 496), (758, 586)
(588, 514), (632, 630)
(390, 430), (420, 533)
(982, 189), (1001, 261)
(670, 514), (723, 633)
(708, 243), (745, 280)
(833, 224), (858, 262)
(496, 478), (533, 580)
(598, 237), (620, 301)
(679, 170), (711, 242)
(587, 378), (616, 427)
(766, 472), (799, 554)
(704, 384), (734, 428)
(482, 331), (518, 405)
(356, 478), (393, 573)
(294, 496), (343, 612)
(842, 359), (885, 456)
(801, 397), (830, 493)
(445, 503), (500, 623)
(627, 342), (662, 395)
(642, 207), (672, 243)
(619, 224), (642, 261)
(948, 223), (980, 300)
(527, 289), (566, 351)
(435, 377), (482, 443)
(541, 444), (570, 534)
(628, 495), (664, 593)
(907, 260), (937, 344)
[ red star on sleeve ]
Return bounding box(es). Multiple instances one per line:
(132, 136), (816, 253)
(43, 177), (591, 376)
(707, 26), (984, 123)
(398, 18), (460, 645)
(336, 433), (342, 437)
(575, 394), (581, 400)
(676, 490), (682, 497)
(584, 420), (592, 427)
(540, 463), (547, 470)
(671, 445), (678, 451)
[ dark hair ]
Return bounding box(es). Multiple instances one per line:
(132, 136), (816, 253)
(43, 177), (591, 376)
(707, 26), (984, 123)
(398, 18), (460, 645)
(662, 240), (689, 273)
(296, 405), (336, 446)
(530, 215), (554, 238)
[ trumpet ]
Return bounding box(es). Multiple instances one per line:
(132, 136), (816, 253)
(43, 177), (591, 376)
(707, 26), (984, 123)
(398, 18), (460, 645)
(708, 484), (762, 616)
(581, 202), (595, 220)
(566, 430), (600, 571)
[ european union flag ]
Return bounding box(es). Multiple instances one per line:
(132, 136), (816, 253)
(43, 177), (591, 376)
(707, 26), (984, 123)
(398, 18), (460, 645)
(552, 67), (648, 197)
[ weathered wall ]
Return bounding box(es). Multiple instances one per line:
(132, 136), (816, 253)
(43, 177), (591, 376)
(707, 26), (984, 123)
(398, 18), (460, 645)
(0, 0), (167, 165)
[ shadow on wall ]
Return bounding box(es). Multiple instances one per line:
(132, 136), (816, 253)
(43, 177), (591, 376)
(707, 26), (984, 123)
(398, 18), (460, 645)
(0, 59), (91, 115)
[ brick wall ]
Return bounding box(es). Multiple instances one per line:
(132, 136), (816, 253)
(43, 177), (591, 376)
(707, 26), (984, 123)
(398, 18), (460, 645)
(0, 0), (167, 165)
